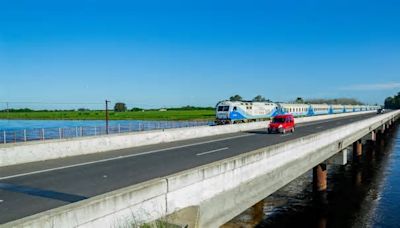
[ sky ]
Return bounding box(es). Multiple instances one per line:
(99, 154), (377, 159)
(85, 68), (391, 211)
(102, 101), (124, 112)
(1, 0), (400, 109)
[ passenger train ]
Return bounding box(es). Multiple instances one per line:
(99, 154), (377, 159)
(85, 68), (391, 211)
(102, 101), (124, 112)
(215, 100), (380, 124)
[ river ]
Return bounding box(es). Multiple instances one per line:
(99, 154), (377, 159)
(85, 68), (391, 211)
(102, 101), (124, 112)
(0, 119), (211, 143)
(223, 122), (400, 228)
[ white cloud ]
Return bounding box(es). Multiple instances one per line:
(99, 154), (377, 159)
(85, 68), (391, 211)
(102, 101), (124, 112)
(340, 82), (400, 91)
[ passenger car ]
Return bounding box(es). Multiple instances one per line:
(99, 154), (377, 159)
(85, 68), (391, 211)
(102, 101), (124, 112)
(268, 114), (295, 134)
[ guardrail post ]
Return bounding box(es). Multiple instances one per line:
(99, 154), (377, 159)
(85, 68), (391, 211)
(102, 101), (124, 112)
(3, 130), (6, 144)
(75, 127), (78, 137)
(41, 128), (45, 140)
(24, 129), (27, 142)
(80, 127), (83, 136)
(94, 126), (97, 136)
(118, 124), (121, 133)
(59, 128), (62, 139)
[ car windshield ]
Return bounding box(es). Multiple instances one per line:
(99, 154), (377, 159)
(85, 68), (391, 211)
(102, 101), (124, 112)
(272, 118), (285, 123)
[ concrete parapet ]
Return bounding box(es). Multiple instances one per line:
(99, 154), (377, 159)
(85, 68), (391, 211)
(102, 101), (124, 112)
(2, 178), (168, 228)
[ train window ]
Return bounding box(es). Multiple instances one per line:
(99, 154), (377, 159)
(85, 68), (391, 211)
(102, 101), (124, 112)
(223, 106), (229, 111)
(218, 106), (223, 111)
(233, 106), (237, 111)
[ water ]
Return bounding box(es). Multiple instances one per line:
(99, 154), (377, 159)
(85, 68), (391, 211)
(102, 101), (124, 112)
(0, 119), (212, 131)
(0, 119), (211, 143)
(223, 122), (400, 228)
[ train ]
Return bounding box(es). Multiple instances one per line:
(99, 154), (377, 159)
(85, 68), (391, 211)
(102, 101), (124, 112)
(215, 100), (380, 124)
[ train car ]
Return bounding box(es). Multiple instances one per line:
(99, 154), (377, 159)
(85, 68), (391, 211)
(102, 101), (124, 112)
(310, 104), (330, 115)
(344, 105), (354, 113)
(215, 100), (381, 124)
(279, 103), (311, 117)
(215, 100), (278, 124)
(353, 105), (361, 112)
(330, 104), (345, 114)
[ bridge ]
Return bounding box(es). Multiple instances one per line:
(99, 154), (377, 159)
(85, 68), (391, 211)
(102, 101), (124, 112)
(0, 110), (399, 227)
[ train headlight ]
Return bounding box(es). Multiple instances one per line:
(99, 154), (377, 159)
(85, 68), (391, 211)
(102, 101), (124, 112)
(278, 124), (283, 128)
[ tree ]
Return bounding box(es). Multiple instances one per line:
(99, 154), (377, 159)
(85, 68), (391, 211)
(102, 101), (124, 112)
(131, 107), (143, 112)
(252, 95), (267, 102)
(295, 97), (304, 104)
(384, 92), (400, 109)
(304, 98), (363, 105)
(229, 94), (243, 101)
(114, 102), (127, 112)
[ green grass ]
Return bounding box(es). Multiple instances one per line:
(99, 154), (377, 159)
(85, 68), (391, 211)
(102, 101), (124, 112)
(0, 110), (215, 121)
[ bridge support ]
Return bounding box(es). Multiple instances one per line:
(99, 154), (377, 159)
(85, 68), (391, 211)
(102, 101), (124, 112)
(381, 124), (386, 134)
(371, 130), (376, 142)
(327, 149), (348, 165)
(251, 200), (264, 225)
(353, 140), (362, 158)
(313, 163), (327, 192)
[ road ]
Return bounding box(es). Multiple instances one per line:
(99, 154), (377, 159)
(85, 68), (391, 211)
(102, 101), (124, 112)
(0, 113), (378, 224)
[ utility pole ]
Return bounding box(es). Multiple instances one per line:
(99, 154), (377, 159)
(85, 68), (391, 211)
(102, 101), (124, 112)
(105, 100), (110, 134)
(6, 102), (9, 119)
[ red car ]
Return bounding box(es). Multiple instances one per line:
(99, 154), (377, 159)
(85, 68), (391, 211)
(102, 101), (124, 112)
(268, 114), (295, 134)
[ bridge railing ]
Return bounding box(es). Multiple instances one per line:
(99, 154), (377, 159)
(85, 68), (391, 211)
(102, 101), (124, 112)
(1, 120), (212, 144)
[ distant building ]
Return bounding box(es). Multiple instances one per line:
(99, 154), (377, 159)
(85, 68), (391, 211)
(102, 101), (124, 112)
(159, 108), (167, 112)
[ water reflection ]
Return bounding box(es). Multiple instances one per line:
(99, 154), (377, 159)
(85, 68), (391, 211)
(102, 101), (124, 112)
(223, 122), (399, 228)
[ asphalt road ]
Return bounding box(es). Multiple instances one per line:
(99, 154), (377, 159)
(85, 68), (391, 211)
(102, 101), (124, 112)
(0, 113), (378, 224)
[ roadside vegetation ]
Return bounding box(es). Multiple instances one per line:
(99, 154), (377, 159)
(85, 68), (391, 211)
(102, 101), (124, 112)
(0, 106), (215, 121)
(385, 92), (400, 109)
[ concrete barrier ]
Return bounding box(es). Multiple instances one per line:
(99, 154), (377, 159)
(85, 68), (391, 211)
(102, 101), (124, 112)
(0, 111), (374, 167)
(2, 179), (168, 228)
(3, 110), (398, 228)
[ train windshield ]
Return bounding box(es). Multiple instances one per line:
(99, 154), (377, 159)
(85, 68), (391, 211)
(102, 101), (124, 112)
(218, 106), (229, 112)
(272, 118), (285, 123)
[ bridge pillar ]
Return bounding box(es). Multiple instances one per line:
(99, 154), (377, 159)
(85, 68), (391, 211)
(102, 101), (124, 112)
(313, 163), (327, 192)
(327, 149), (348, 165)
(381, 124), (385, 134)
(371, 130), (376, 142)
(251, 200), (264, 225)
(353, 140), (362, 158)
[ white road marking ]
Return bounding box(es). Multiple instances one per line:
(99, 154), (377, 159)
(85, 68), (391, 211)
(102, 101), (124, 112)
(298, 119), (338, 127)
(0, 133), (254, 181)
(0, 199), (3, 203)
(316, 126), (323, 129)
(196, 147), (229, 156)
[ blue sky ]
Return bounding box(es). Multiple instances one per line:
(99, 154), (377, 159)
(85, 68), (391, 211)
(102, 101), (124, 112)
(1, 0), (400, 109)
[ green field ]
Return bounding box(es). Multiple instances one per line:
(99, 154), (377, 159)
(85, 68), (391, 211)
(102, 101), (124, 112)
(0, 109), (216, 121)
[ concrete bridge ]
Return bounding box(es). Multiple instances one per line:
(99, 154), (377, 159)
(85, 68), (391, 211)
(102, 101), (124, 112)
(0, 110), (399, 227)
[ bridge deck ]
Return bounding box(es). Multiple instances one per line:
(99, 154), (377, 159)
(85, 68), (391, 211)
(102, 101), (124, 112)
(0, 113), (379, 224)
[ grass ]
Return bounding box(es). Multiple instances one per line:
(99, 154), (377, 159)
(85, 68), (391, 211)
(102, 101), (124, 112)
(139, 220), (181, 228)
(0, 110), (215, 121)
